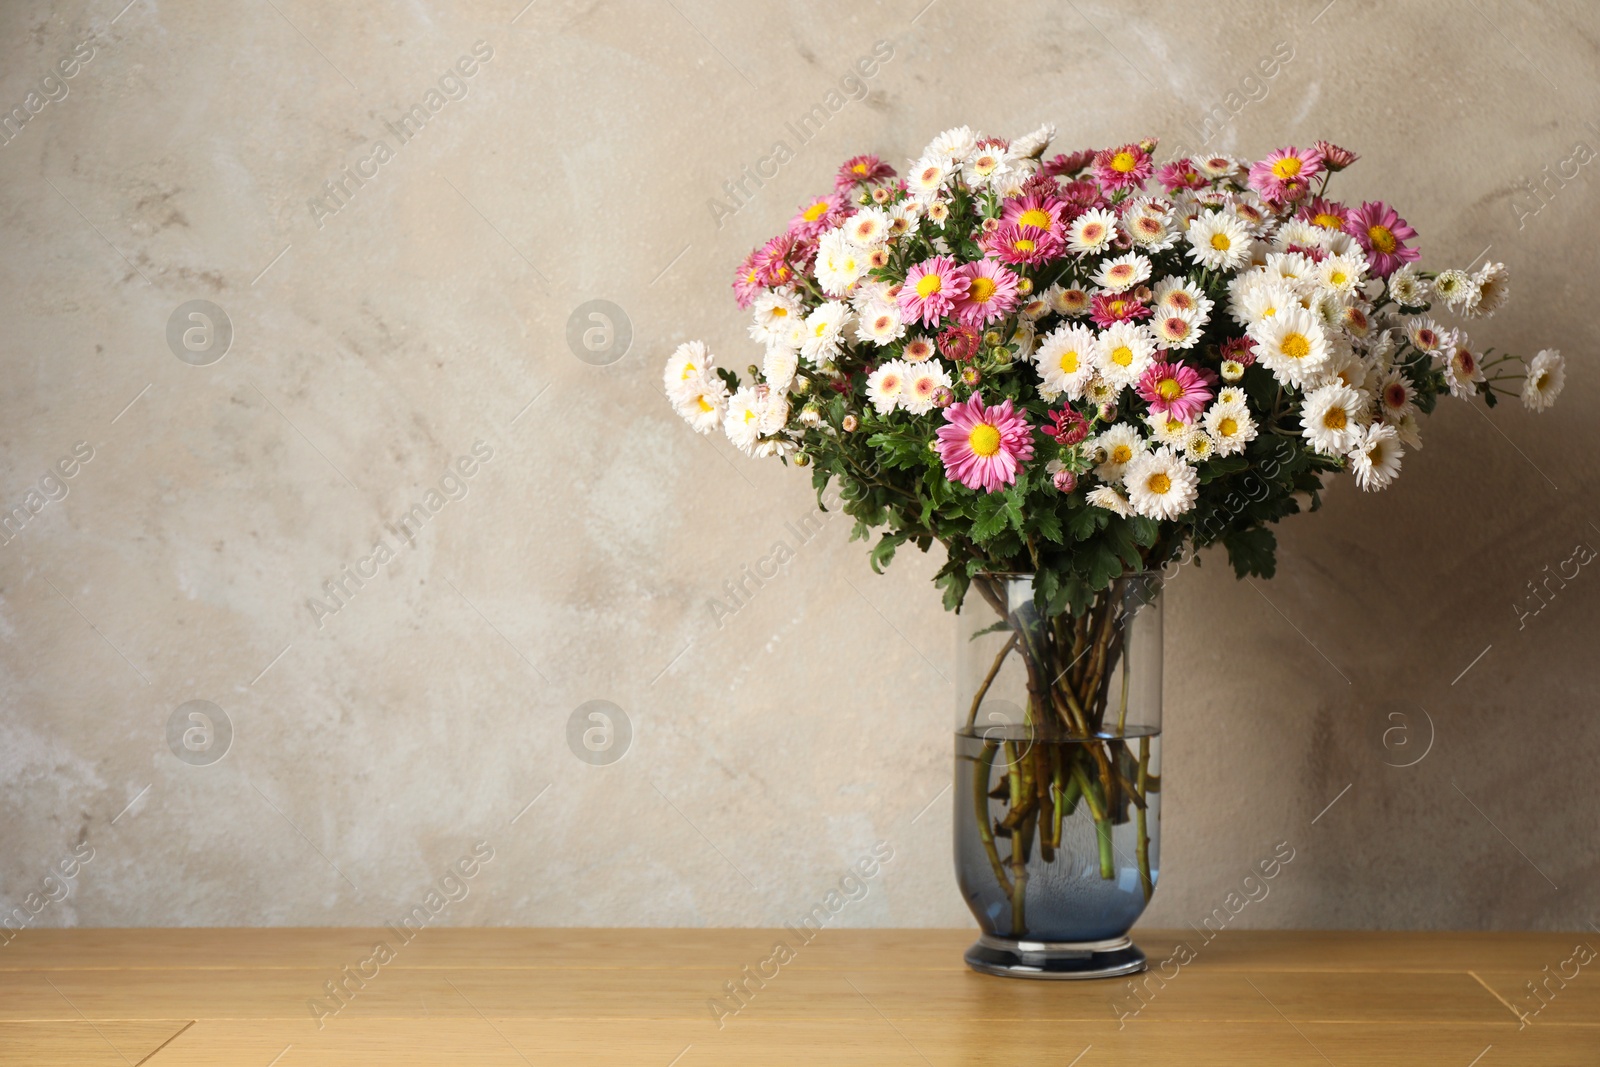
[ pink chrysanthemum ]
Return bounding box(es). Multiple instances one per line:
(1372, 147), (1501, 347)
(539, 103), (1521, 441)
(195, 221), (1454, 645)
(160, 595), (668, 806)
(787, 192), (846, 239)
(1001, 194), (1066, 235)
(1344, 200), (1420, 278)
(1248, 146), (1324, 202)
(899, 255), (970, 327)
(953, 260), (1021, 327)
(935, 392), (1035, 493)
(751, 233), (805, 288)
(835, 154), (896, 192)
(983, 222), (1063, 266)
(1042, 149), (1096, 178)
(1058, 179), (1106, 218)
(1156, 158), (1206, 193)
(1136, 361), (1214, 422)
(1221, 335), (1257, 367)
(1093, 143), (1154, 192)
(1045, 406), (1089, 445)
(1313, 140), (1359, 171)
(938, 324), (980, 362)
(1298, 196), (1349, 233)
(1089, 290), (1152, 329)
(732, 250), (762, 309)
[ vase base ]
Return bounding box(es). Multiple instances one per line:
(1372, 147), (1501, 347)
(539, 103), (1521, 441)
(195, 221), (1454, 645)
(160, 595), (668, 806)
(963, 934), (1147, 980)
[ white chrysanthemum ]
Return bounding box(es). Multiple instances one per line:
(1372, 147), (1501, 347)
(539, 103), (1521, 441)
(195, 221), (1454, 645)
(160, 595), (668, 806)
(1151, 306), (1203, 350)
(1010, 123), (1055, 159)
(1522, 349), (1565, 412)
(864, 360), (911, 416)
(1274, 219), (1328, 251)
(1093, 252), (1152, 293)
(1152, 276), (1214, 321)
(1203, 400), (1257, 456)
(1183, 428), (1216, 463)
(1090, 423), (1147, 483)
(1086, 486), (1132, 517)
(902, 360), (953, 415)
(814, 228), (866, 296)
(902, 335), (936, 363)
(1309, 290), (1349, 331)
(1220, 359), (1245, 382)
(1300, 382), (1365, 455)
(1432, 269), (1480, 314)
(963, 142), (1016, 188)
(663, 340), (714, 403)
(1196, 154), (1242, 179)
(1124, 199), (1178, 251)
(1186, 211), (1253, 270)
(1404, 317), (1447, 355)
(1067, 208), (1119, 254)
(924, 126), (977, 164)
(1146, 411), (1191, 448)
(724, 386), (764, 453)
(1094, 321), (1157, 388)
(751, 436), (797, 460)
(1085, 377), (1118, 406)
(801, 301), (852, 364)
(674, 374), (728, 434)
(1316, 254), (1367, 296)
(1469, 262), (1510, 318)
(1443, 338), (1485, 398)
(855, 303), (907, 347)
(1388, 266), (1429, 308)
(748, 291), (803, 345)
(758, 390), (791, 434)
(886, 200), (922, 238)
(1394, 410), (1424, 450)
(1340, 303), (1373, 339)
(1376, 367), (1417, 424)
(776, 319), (808, 354)
(1263, 251), (1317, 290)
(906, 157), (948, 202)
(1321, 346), (1372, 393)
(1046, 284), (1092, 316)
(1018, 294), (1051, 321)
(1229, 195), (1271, 235)
(1034, 323), (1098, 399)
(763, 346), (799, 392)
(1125, 447), (1200, 520)
(1347, 422), (1403, 491)
(1215, 386), (1245, 408)
(1012, 320), (1039, 358)
(844, 207), (893, 247)
(1251, 306), (1332, 389)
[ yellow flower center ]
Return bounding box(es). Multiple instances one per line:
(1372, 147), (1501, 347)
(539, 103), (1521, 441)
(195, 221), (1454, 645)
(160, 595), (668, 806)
(1329, 271), (1347, 286)
(1313, 212), (1343, 230)
(1014, 238), (1036, 253)
(802, 200), (830, 222)
(1111, 345), (1133, 366)
(852, 162), (869, 175)
(968, 423), (1002, 457)
(1147, 472), (1172, 494)
(1157, 378), (1182, 401)
(969, 276), (997, 303)
(1367, 225), (1397, 253)
(679, 362), (698, 380)
(1112, 151), (1138, 173)
(742, 408), (757, 424)
(1271, 156), (1303, 179)
(1019, 208), (1051, 229)
(1111, 444), (1132, 464)
(771, 307), (788, 318)
(1219, 416), (1238, 436)
(1281, 333), (1311, 360)
(916, 273), (943, 298)
(1535, 372), (1548, 389)
(1060, 350), (1079, 374)
(697, 396), (714, 413)
(1322, 407), (1347, 431)
(1210, 232), (1232, 251)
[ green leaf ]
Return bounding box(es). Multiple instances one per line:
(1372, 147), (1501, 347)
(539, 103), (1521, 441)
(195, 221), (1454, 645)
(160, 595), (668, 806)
(1222, 526), (1277, 580)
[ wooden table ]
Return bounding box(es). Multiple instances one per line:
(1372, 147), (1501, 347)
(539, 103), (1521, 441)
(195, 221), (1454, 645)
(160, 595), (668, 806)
(1, 928), (1594, 1064)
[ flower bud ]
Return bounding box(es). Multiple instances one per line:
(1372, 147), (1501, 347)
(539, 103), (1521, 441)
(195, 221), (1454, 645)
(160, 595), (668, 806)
(799, 403), (822, 426)
(871, 185), (892, 204)
(1053, 469), (1078, 493)
(841, 414), (859, 432)
(1016, 276), (1034, 295)
(1098, 402), (1118, 422)
(960, 366), (982, 387)
(794, 453), (812, 467)
(932, 385), (954, 408)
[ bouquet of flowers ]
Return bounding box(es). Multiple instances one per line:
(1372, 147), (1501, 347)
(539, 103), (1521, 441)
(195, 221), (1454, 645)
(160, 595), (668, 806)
(663, 125), (1563, 912)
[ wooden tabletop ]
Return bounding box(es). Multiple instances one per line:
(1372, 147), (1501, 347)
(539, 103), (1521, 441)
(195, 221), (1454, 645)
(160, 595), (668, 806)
(1, 928), (1594, 1064)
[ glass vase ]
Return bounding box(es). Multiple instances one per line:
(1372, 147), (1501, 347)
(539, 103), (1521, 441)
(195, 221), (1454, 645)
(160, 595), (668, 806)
(953, 571), (1162, 979)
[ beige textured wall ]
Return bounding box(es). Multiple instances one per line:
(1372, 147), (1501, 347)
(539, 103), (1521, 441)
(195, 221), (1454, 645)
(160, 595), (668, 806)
(2, 0), (1595, 935)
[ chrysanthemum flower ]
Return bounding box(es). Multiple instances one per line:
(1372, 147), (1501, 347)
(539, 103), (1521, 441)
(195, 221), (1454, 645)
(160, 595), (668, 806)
(1001, 193), (1066, 234)
(902, 335), (936, 363)
(1093, 252), (1153, 294)
(903, 361), (955, 415)
(1050, 285), (1092, 316)
(855, 302), (907, 347)
(724, 387), (765, 453)
(938, 323), (980, 362)
(1377, 368), (1417, 424)
(1443, 338), (1485, 398)
(1522, 350), (1565, 412)
(865, 360), (912, 415)
(664, 340), (715, 402)
(907, 158), (948, 202)
(1094, 143), (1154, 192)
(1137, 361), (1214, 422)
(1432, 269), (1480, 313)
(935, 392), (1035, 493)
(1042, 148), (1095, 177)
(1251, 305), (1331, 389)
(1219, 336), (1255, 367)
(835, 154), (896, 191)
(1090, 423), (1147, 482)
(1405, 317), (1445, 355)
(1067, 208), (1119, 254)
(1343, 200), (1419, 277)
(953, 260), (1021, 327)
(1313, 140), (1360, 171)
(1086, 485), (1132, 516)
(788, 193), (846, 240)
(1298, 196), (1349, 233)
(753, 233), (808, 288)
(1125, 446), (1199, 519)
(1300, 382), (1364, 455)
(1034, 323), (1098, 400)
(1186, 211), (1252, 271)
(1152, 277), (1212, 320)
(1348, 423), (1403, 491)
(675, 374), (729, 434)
(985, 221), (1063, 266)
(1203, 400), (1257, 456)
(1045, 406), (1090, 445)
(732, 251), (763, 309)
(1151, 308), (1203, 350)
(1096, 321), (1158, 388)
(1156, 158), (1206, 193)
(898, 255), (970, 326)
(1089, 290), (1152, 329)
(1387, 266), (1429, 308)
(1248, 146), (1323, 200)
(800, 301), (853, 364)
(1470, 262), (1510, 318)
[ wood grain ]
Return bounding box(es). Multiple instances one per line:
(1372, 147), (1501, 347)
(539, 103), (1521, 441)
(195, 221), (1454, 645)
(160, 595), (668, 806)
(0, 929), (1593, 1065)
